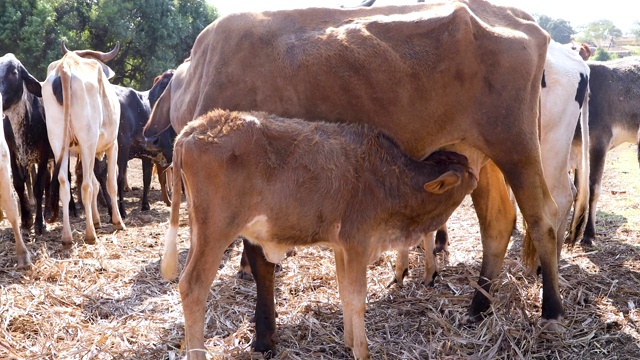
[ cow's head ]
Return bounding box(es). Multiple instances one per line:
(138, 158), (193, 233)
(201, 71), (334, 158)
(0, 54), (43, 109)
(149, 69), (175, 108)
(60, 41), (120, 79)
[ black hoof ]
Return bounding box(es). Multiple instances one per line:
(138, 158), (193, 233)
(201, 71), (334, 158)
(236, 269), (254, 281)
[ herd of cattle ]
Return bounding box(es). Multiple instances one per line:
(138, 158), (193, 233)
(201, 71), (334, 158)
(1, 0), (640, 359)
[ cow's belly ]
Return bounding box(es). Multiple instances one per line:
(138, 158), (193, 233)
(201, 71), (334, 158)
(609, 124), (637, 150)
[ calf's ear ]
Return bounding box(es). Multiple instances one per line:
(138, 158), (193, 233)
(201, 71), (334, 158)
(423, 171), (461, 194)
(21, 66), (42, 97)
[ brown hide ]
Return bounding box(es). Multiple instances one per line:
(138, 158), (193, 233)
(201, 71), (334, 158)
(180, 110), (475, 253)
(167, 109), (476, 359)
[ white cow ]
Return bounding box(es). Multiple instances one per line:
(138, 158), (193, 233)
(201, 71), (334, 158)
(0, 93), (30, 266)
(395, 40), (591, 286)
(41, 42), (125, 246)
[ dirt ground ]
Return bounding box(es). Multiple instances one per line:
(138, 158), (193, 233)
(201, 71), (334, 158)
(1, 145), (639, 360)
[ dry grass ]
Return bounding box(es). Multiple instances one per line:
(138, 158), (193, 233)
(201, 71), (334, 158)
(1, 145), (640, 360)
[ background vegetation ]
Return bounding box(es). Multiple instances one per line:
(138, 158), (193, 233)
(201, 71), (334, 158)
(0, 0), (217, 89)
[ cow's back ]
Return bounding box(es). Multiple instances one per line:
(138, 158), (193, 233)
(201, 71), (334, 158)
(174, 0), (548, 159)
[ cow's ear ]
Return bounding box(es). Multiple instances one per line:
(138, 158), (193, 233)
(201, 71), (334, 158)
(100, 63), (115, 79)
(423, 171), (461, 194)
(21, 66), (42, 97)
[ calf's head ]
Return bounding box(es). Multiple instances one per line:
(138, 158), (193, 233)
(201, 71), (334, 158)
(419, 150), (477, 217)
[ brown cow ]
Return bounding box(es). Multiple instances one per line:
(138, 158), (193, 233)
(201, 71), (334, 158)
(144, 0), (558, 356)
(161, 109), (477, 359)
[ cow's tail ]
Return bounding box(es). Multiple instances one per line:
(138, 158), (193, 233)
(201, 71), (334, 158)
(567, 88), (591, 244)
(50, 64), (73, 219)
(160, 141), (184, 281)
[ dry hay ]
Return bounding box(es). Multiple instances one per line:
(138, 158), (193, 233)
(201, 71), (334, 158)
(1, 146), (640, 360)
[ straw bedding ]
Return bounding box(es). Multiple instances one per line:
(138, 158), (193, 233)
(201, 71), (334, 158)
(1, 145), (639, 359)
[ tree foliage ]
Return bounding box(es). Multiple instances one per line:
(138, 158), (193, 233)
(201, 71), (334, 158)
(632, 21), (640, 42)
(579, 19), (623, 48)
(0, 0), (217, 89)
(536, 15), (575, 44)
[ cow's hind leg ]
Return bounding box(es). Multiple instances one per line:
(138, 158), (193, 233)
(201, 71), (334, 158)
(57, 151), (74, 246)
(140, 157), (152, 211)
(180, 216), (236, 360)
(499, 155), (563, 324)
(245, 239), (277, 356)
(466, 161), (516, 321)
(80, 150), (98, 244)
(582, 142), (608, 246)
(106, 143), (126, 230)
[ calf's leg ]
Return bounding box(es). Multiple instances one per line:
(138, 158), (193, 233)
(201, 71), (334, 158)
(336, 247), (369, 360)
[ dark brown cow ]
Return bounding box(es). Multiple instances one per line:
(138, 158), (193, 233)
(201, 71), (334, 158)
(143, 0), (558, 357)
(161, 109), (477, 359)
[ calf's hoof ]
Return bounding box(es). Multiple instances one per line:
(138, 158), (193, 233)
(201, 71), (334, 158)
(113, 222), (126, 231)
(17, 254), (32, 268)
(62, 239), (73, 249)
(423, 271), (438, 287)
(141, 203), (150, 211)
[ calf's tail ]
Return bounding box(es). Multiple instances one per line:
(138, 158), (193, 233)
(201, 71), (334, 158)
(160, 144), (183, 281)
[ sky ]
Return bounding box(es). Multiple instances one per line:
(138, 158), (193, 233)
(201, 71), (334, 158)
(208, 0), (638, 34)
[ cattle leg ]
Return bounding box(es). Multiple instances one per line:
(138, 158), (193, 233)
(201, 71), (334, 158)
(116, 144), (130, 218)
(245, 239), (278, 355)
(80, 150), (98, 244)
(335, 247), (369, 360)
(106, 143), (126, 231)
(422, 231), (438, 287)
(91, 173), (102, 229)
(391, 247), (409, 287)
(33, 155), (50, 234)
(236, 240), (253, 280)
(180, 222), (233, 360)
(466, 161), (516, 322)
(140, 157), (153, 211)
(1, 167), (30, 267)
(57, 151), (74, 246)
(500, 158), (563, 324)
(11, 160), (32, 230)
(582, 143), (608, 246)
(156, 163), (172, 207)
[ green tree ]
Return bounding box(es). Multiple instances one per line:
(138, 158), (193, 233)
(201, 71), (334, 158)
(592, 47), (618, 61)
(579, 19), (623, 48)
(632, 21), (640, 42)
(0, 0), (217, 89)
(536, 15), (576, 44)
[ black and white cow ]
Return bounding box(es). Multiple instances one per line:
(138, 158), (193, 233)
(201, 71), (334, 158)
(0, 54), (54, 235)
(568, 56), (640, 246)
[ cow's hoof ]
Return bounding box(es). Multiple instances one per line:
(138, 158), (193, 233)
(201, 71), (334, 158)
(84, 236), (96, 245)
(540, 318), (565, 333)
(580, 237), (594, 247)
(114, 223), (126, 231)
(35, 224), (47, 235)
(236, 269), (254, 281)
(141, 203), (150, 211)
(17, 254), (32, 268)
(62, 240), (73, 249)
(253, 339), (277, 358)
(462, 311), (483, 325)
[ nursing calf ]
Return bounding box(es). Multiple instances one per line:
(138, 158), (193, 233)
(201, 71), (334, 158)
(161, 110), (477, 359)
